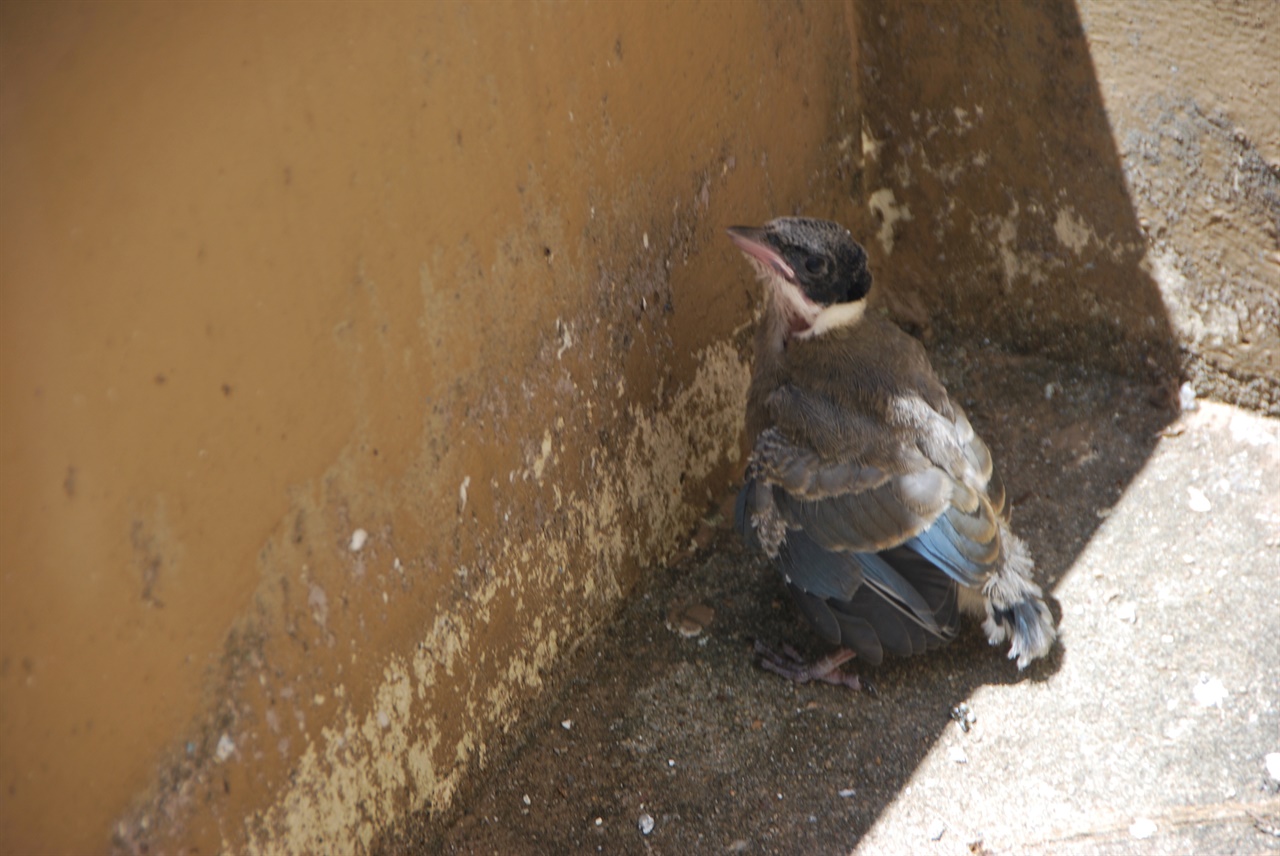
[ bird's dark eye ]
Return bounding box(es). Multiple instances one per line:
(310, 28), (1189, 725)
(804, 255), (828, 275)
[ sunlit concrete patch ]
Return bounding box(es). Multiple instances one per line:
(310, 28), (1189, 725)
(855, 402), (1280, 855)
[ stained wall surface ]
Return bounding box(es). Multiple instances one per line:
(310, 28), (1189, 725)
(854, 0), (1278, 412)
(1, 1), (1274, 854)
(0, 2), (861, 853)
(1076, 0), (1279, 411)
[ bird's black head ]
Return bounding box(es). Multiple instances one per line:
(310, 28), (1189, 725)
(726, 217), (872, 306)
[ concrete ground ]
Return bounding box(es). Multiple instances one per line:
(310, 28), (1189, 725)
(389, 345), (1280, 855)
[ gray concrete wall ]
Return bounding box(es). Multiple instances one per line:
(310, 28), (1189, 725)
(1077, 0), (1279, 413)
(854, 0), (1278, 412)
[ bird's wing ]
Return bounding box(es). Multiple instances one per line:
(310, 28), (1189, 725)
(744, 385), (1005, 594)
(777, 532), (962, 665)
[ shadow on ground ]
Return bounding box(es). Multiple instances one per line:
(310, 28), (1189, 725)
(382, 347), (1279, 854)
(377, 1), (1280, 852)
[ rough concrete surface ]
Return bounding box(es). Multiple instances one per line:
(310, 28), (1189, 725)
(3, 1), (1277, 851)
(856, 0), (1280, 414)
(424, 344), (1280, 854)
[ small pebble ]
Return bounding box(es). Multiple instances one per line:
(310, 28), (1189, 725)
(349, 528), (369, 552)
(561, 719), (573, 730)
(1179, 381), (1197, 411)
(1188, 487), (1211, 513)
(667, 602), (715, 637)
(594, 817), (603, 827)
(1264, 752), (1280, 782)
(928, 820), (946, 841)
(522, 794), (531, 806)
(1193, 676), (1228, 708)
(948, 746), (968, 764)
(1129, 817), (1157, 839)
(1116, 602), (1137, 623)
(838, 788), (857, 798)
(638, 813), (655, 835)
(950, 703), (972, 732)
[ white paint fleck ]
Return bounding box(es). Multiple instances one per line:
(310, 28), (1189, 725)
(861, 128), (884, 162)
(1053, 207), (1095, 254)
(1129, 818), (1157, 839)
(308, 584), (328, 628)
(1193, 676), (1228, 707)
(1187, 487), (1212, 513)
(1179, 381), (1198, 411)
(349, 528), (369, 552)
(556, 322), (574, 359)
(1265, 752), (1280, 782)
(868, 188), (913, 254)
(531, 431), (554, 481)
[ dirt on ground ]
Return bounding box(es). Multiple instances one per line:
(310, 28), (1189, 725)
(382, 342), (1280, 854)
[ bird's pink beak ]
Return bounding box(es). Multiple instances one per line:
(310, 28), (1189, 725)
(726, 226), (796, 282)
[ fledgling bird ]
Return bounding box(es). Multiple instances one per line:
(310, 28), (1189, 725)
(728, 217), (1056, 688)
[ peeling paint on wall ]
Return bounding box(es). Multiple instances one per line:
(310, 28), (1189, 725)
(0, 2), (860, 852)
(868, 189), (912, 255)
(853, 0), (1276, 412)
(241, 341), (749, 854)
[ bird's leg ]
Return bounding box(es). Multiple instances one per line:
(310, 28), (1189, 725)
(753, 640), (863, 691)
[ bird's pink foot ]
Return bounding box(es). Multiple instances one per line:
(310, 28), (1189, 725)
(753, 641), (864, 691)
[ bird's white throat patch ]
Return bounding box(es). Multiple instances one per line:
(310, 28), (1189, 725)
(797, 301), (866, 339)
(761, 269), (866, 341)
(767, 274), (821, 335)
